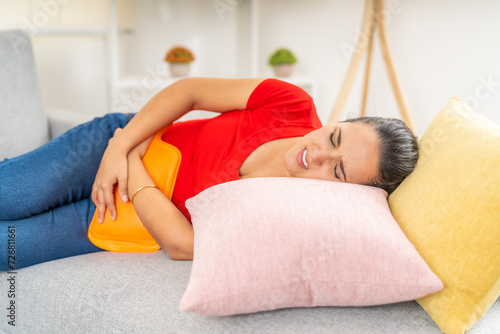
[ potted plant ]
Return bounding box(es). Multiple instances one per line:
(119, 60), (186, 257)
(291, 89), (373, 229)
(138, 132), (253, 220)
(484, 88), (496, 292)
(165, 46), (195, 77)
(268, 48), (297, 77)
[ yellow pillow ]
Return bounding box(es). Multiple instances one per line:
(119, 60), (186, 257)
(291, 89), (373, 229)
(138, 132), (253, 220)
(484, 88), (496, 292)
(388, 97), (500, 334)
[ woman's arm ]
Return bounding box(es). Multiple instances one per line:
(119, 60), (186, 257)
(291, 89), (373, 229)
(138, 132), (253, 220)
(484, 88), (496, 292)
(126, 147), (194, 260)
(92, 77), (264, 223)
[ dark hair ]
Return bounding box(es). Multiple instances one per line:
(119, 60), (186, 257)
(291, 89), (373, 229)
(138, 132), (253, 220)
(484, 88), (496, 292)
(343, 117), (419, 194)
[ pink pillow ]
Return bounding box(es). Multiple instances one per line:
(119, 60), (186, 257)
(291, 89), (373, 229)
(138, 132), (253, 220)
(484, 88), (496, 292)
(180, 178), (442, 316)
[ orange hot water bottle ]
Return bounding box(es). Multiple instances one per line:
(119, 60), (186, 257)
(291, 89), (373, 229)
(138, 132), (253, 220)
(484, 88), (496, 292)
(88, 126), (181, 252)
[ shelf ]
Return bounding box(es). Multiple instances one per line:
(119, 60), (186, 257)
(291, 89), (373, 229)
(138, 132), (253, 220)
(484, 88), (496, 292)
(107, 0), (319, 110)
(29, 28), (133, 37)
(115, 75), (179, 89)
(113, 74), (318, 106)
(29, 29), (107, 36)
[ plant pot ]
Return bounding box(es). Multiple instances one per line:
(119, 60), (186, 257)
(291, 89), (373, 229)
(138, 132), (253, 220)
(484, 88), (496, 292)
(272, 64), (294, 77)
(169, 63), (190, 77)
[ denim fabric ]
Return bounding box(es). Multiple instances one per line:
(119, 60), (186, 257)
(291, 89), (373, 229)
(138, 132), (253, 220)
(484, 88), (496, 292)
(0, 113), (134, 270)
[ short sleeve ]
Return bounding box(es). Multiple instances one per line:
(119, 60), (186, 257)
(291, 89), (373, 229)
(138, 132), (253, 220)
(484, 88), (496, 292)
(246, 79), (313, 111)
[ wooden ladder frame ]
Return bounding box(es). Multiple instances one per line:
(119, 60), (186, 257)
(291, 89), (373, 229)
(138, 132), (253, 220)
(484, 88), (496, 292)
(328, 0), (416, 134)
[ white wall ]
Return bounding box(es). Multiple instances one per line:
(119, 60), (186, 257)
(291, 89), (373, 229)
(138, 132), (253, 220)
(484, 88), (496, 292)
(117, 0), (242, 78)
(1, 0), (499, 134)
(255, 0), (500, 133)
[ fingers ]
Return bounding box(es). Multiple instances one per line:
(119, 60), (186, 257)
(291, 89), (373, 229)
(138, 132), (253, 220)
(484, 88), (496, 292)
(103, 184), (117, 222)
(117, 172), (129, 203)
(91, 134), (129, 224)
(91, 183), (98, 206)
(97, 192), (106, 224)
(97, 183), (116, 223)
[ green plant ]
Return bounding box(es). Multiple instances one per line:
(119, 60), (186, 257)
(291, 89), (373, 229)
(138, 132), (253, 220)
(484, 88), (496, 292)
(268, 48), (297, 66)
(165, 46), (195, 63)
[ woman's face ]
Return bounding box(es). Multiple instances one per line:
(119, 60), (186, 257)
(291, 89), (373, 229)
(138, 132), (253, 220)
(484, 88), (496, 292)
(284, 122), (381, 185)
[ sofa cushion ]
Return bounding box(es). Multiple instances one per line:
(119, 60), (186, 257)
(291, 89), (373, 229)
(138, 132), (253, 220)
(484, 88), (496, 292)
(388, 97), (500, 333)
(0, 251), (459, 333)
(180, 177), (442, 316)
(0, 30), (48, 160)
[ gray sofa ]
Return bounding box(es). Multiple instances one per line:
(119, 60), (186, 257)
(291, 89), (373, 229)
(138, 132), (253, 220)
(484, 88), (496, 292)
(0, 251), (496, 334)
(1, 30), (499, 334)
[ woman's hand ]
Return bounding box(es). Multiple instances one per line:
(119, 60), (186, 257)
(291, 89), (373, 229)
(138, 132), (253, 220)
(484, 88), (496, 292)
(91, 128), (129, 223)
(92, 128), (154, 223)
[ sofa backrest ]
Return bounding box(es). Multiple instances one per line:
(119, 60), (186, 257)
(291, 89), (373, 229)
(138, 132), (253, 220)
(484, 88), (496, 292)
(0, 29), (49, 160)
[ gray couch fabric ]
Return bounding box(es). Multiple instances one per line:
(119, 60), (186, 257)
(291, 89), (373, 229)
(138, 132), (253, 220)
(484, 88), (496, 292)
(0, 30), (49, 160)
(1, 251), (498, 334)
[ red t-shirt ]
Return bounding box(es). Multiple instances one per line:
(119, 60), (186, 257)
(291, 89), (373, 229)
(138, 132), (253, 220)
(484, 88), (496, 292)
(161, 78), (322, 221)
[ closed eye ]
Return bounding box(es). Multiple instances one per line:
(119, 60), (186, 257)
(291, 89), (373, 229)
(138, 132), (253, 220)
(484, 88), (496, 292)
(329, 130), (336, 148)
(334, 165), (340, 180)
(331, 127), (346, 182)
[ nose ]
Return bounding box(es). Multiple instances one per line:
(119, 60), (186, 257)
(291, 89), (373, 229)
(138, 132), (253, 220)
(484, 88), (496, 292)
(311, 148), (340, 166)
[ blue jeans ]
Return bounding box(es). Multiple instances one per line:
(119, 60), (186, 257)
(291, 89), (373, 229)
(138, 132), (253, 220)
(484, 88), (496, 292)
(0, 113), (134, 271)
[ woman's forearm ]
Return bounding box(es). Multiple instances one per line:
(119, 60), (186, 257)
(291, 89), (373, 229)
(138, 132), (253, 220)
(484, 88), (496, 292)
(127, 152), (194, 260)
(112, 77), (264, 153)
(112, 79), (195, 153)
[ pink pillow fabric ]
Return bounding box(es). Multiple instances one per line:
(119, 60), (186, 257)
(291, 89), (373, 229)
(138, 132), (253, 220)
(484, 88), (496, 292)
(180, 178), (442, 316)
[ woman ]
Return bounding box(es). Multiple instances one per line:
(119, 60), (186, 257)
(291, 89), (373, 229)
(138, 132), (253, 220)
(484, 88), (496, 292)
(0, 78), (418, 270)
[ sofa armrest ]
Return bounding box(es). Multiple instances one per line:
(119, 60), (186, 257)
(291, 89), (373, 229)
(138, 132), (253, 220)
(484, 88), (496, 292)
(46, 108), (101, 139)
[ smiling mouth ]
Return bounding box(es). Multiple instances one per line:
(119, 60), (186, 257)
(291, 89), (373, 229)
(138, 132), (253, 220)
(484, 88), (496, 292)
(301, 148), (308, 169)
(302, 149), (308, 169)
